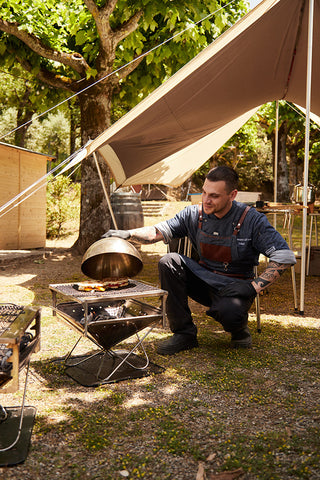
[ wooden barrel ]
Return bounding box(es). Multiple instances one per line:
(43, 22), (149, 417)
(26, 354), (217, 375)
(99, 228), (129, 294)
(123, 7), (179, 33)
(110, 192), (144, 230)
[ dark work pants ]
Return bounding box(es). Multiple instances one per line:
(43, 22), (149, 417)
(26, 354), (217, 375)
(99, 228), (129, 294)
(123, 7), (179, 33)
(158, 253), (254, 337)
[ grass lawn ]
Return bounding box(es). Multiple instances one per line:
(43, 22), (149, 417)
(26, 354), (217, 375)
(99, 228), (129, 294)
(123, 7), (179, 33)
(0, 201), (319, 480)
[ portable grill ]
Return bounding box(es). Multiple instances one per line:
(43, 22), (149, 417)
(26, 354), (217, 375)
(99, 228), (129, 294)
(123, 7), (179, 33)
(0, 303), (41, 464)
(0, 303), (40, 392)
(49, 280), (167, 385)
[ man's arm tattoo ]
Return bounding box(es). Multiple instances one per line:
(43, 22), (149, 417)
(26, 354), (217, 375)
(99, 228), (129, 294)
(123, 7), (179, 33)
(252, 261), (289, 292)
(129, 226), (164, 244)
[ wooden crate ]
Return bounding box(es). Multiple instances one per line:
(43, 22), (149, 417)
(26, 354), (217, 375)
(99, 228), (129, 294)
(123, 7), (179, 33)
(0, 143), (53, 249)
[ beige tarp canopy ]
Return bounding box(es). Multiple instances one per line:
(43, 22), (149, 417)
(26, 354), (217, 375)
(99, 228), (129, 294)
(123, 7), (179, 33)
(81, 0), (318, 314)
(118, 108), (259, 187)
(84, 0), (320, 187)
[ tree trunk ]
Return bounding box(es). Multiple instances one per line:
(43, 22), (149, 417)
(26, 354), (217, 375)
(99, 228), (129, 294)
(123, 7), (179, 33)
(277, 124), (290, 203)
(14, 87), (34, 148)
(72, 84), (113, 254)
(69, 100), (78, 155)
(69, 99), (81, 181)
(15, 109), (33, 148)
(287, 144), (305, 201)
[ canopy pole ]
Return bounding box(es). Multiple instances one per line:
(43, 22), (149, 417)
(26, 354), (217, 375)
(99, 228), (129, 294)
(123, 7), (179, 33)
(273, 100), (279, 228)
(93, 151), (118, 229)
(300, 0), (314, 315)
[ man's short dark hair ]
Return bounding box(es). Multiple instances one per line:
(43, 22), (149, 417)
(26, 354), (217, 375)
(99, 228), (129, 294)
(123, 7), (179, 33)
(205, 166), (239, 193)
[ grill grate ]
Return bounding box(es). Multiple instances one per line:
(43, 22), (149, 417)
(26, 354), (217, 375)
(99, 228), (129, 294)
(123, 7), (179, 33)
(51, 280), (163, 300)
(0, 304), (25, 374)
(0, 303), (25, 335)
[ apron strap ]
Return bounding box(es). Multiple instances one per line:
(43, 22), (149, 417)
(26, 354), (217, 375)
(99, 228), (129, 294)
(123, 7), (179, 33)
(198, 204), (251, 234)
(198, 203), (203, 229)
(233, 205), (251, 236)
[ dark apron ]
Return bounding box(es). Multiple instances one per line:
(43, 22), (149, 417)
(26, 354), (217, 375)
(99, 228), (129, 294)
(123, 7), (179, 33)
(197, 204), (251, 278)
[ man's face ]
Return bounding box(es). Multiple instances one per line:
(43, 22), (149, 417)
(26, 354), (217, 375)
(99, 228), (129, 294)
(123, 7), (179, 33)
(202, 179), (237, 217)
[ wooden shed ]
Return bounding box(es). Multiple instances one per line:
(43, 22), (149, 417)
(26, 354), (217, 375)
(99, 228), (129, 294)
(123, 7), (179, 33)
(0, 142), (53, 249)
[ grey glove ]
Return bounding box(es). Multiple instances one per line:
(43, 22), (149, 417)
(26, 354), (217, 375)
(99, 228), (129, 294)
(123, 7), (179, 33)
(101, 229), (131, 240)
(219, 281), (257, 298)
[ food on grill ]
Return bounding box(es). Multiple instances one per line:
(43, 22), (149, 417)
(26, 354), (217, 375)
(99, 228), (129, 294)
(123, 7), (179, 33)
(75, 278), (129, 291)
(75, 282), (106, 292)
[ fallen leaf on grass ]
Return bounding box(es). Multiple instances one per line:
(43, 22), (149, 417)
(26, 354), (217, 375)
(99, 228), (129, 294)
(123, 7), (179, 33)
(196, 462), (207, 480)
(208, 467), (245, 479)
(206, 453), (217, 461)
(119, 470), (129, 477)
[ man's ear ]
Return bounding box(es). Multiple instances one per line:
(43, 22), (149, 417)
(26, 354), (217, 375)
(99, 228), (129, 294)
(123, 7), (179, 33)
(230, 189), (238, 201)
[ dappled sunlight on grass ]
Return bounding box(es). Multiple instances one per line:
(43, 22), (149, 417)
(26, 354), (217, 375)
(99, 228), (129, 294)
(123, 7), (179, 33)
(0, 272), (36, 284)
(248, 312), (320, 328)
(1, 202), (320, 479)
(0, 284), (35, 304)
(122, 392), (155, 409)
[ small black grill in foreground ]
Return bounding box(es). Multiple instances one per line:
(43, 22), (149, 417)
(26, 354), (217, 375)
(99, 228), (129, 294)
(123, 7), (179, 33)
(0, 304), (41, 465)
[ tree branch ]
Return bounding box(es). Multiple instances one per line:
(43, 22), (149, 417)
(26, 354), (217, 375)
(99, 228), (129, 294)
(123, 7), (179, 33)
(105, 0), (119, 15)
(83, 0), (101, 24)
(112, 10), (144, 46)
(0, 18), (90, 76)
(82, 0), (144, 83)
(83, 0), (143, 49)
(116, 55), (145, 81)
(16, 55), (80, 92)
(83, 0), (118, 19)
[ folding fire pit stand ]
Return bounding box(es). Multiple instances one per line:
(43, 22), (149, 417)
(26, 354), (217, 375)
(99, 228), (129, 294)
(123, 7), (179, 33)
(0, 304), (41, 467)
(49, 280), (167, 386)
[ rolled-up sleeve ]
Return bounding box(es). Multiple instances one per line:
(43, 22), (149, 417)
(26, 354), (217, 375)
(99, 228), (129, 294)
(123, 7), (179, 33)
(154, 205), (199, 244)
(154, 221), (172, 244)
(269, 249), (296, 265)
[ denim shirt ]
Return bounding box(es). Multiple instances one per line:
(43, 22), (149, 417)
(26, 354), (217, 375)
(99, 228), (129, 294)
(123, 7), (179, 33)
(155, 201), (296, 284)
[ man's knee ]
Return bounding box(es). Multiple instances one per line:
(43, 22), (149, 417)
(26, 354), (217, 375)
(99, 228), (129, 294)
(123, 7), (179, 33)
(158, 252), (183, 275)
(209, 297), (249, 332)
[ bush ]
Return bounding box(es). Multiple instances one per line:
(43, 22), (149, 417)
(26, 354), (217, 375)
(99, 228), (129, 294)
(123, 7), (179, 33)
(46, 175), (80, 238)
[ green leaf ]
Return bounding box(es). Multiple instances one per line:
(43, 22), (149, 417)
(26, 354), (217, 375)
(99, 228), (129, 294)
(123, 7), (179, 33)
(85, 67), (98, 80)
(75, 30), (88, 46)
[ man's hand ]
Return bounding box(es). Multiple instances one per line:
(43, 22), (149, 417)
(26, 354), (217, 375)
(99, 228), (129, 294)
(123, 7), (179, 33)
(219, 281), (257, 298)
(101, 229), (131, 240)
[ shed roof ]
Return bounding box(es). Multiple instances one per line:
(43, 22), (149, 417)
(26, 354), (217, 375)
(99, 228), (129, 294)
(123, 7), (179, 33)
(0, 141), (55, 161)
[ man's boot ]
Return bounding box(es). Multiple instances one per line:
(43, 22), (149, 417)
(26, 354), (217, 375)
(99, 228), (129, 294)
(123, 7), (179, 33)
(156, 334), (198, 355)
(231, 326), (252, 348)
